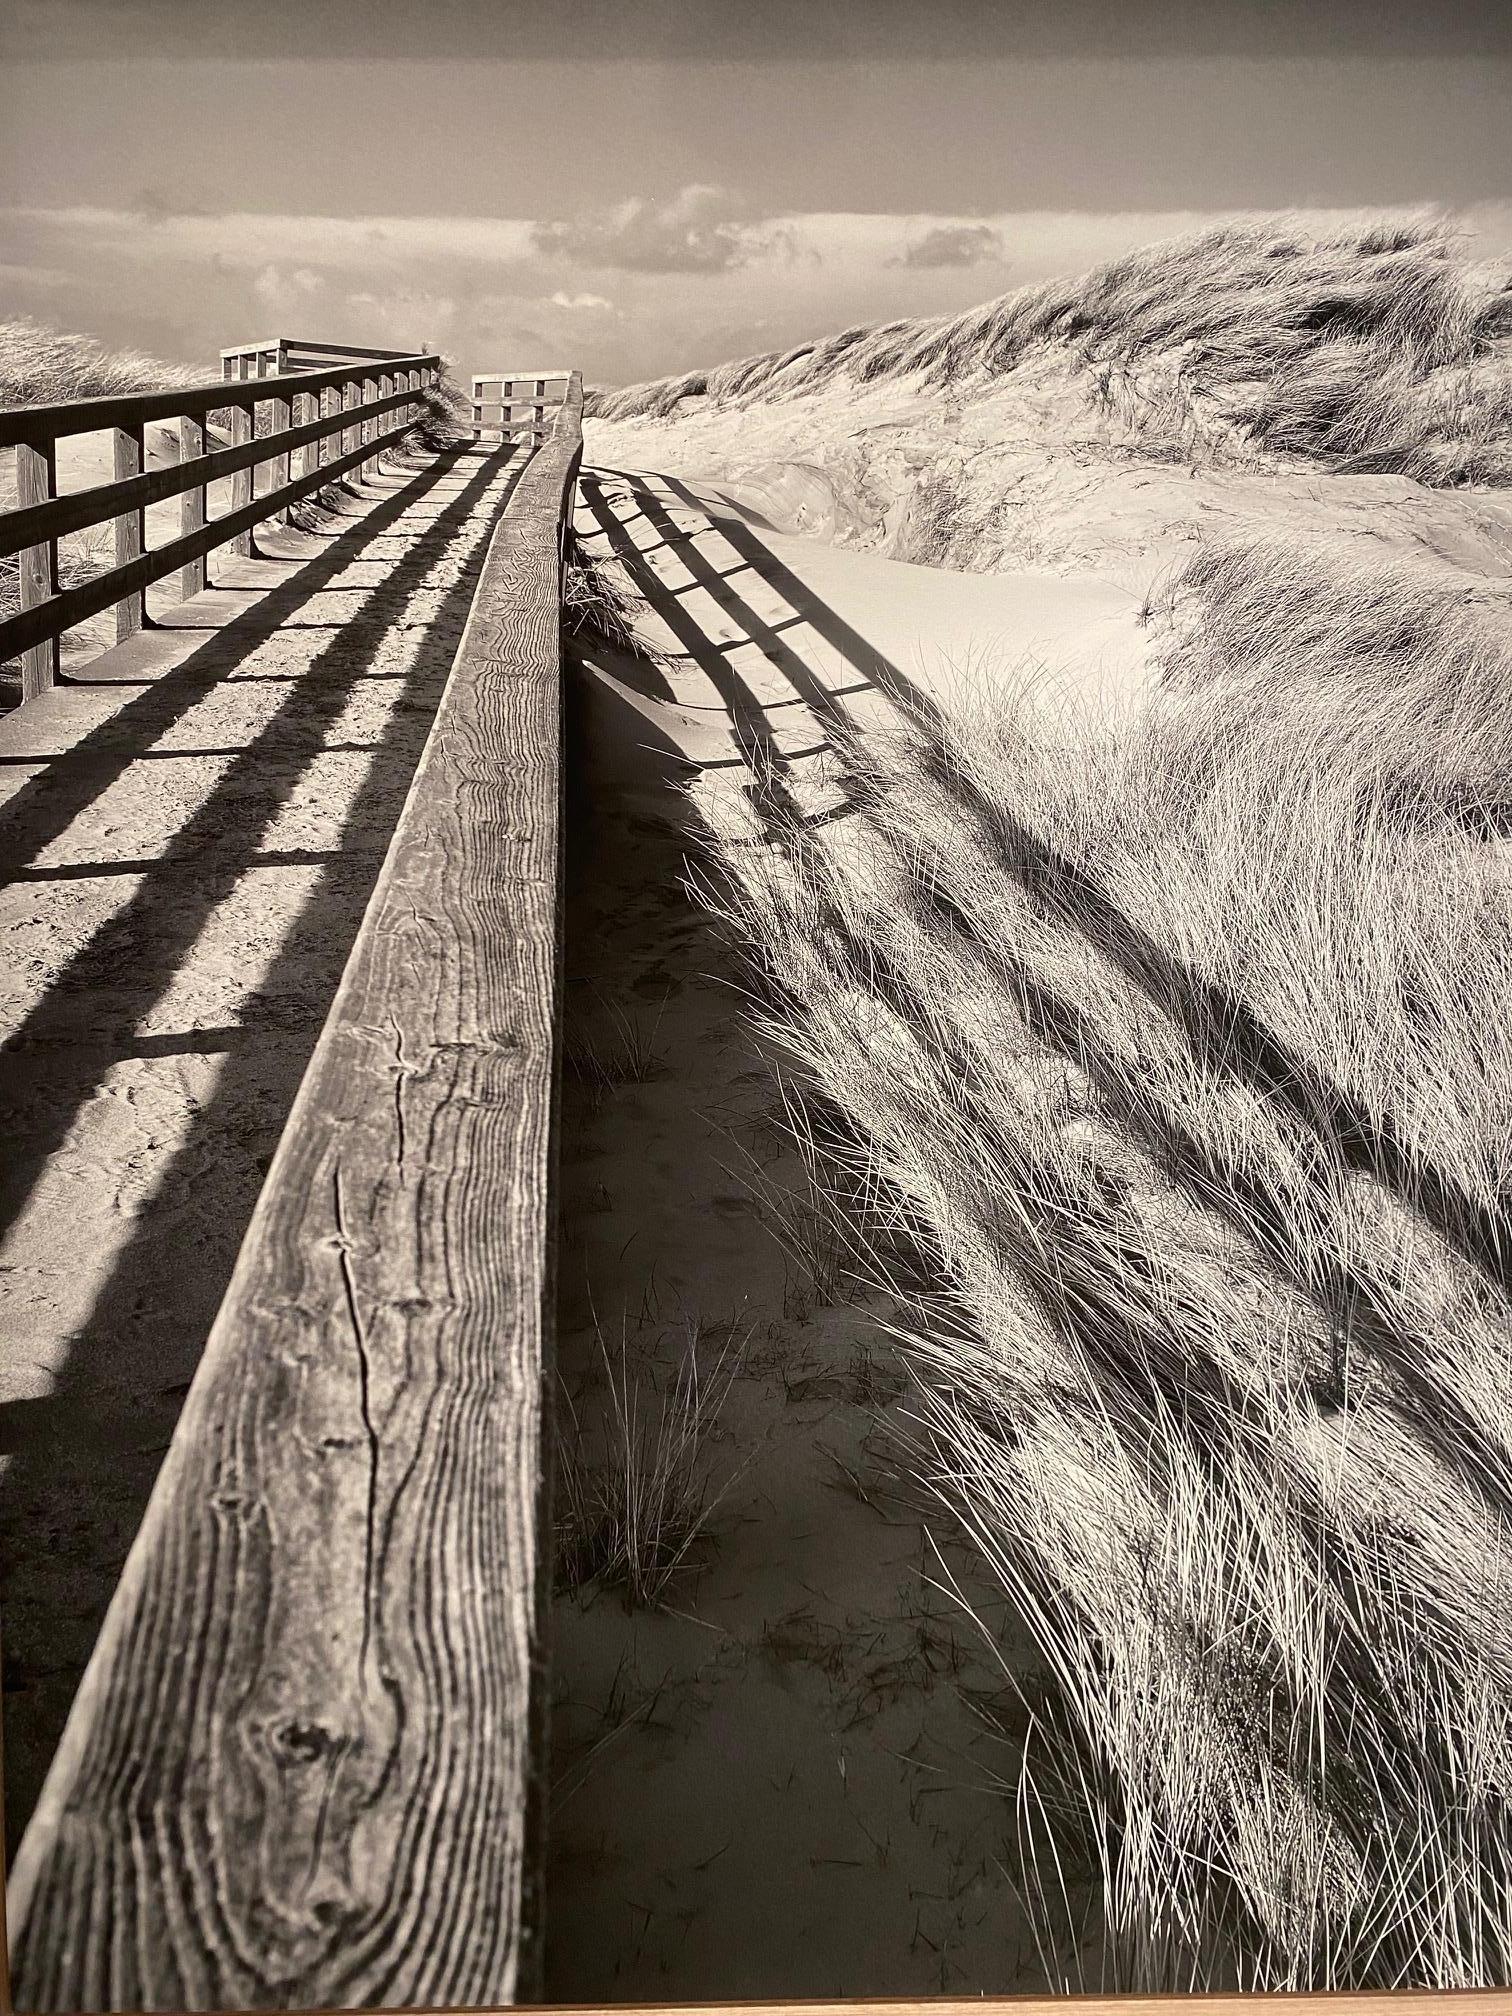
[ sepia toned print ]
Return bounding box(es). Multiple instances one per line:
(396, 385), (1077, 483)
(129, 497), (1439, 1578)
(2, 3), (1511, 2008)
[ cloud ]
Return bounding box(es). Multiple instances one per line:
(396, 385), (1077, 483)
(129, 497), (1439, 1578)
(2, 206), (539, 272)
(891, 222), (1006, 268)
(253, 263), (325, 310)
(530, 184), (773, 274)
(129, 187), (212, 227)
(0, 259), (72, 289)
(344, 286), (460, 347)
(2, 199), (1403, 389)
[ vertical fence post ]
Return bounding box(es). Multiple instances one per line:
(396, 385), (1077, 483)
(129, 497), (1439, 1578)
(180, 415), (207, 597)
(288, 388), (306, 510)
(342, 379), (359, 471)
(228, 353), (254, 559)
(361, 376), (377, 479)
(271, 343), (292, 526)
(317, 386), (335, 472)
(16, 440), (59, 700)
(379, 371), (394, 473)
(112, 424), (147, 642)
(533, 376), (547, 447)
(248, 346), (272, 552)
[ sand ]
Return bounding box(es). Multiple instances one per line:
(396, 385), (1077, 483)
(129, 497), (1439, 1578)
(584, 357), (1512, 596)
(539, 465), (1132, 2000)
(1, 422), (283, 688)
(4, 435), (1093, 1990)
(4, 414), (1243, 1997)
(546, 633), (1047, 2002)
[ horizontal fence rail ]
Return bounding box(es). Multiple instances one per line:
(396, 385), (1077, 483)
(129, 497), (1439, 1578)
(0, 349), (437, 448)
(221, 334), (419, 373)
(6, 373), (585, 2010)
(5, 353), (1508, 2012)
(472, 369), (573, 446)
(1, 340), (442, 704)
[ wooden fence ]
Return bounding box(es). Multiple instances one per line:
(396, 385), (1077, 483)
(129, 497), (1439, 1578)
(472, 370), (573, 448)
(4, 366), (585, 2009)
(8, 347), (1506, 2014)
(0, 339), (442, 705)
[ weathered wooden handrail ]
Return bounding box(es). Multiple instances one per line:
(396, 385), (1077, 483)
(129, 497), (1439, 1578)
(217, 341), (420, 535)
(220, 335), (417, 369)
(0, 383), (426, 559)
(1, 340), (442, 703)
(6, 374), (584, 2010)
(0, 350), (436, 448)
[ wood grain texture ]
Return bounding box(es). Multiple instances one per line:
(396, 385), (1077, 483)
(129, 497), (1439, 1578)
(319, 385), (338, 469)
(0, 383), (422, 560)
(267, 395), (292, 521)
(110, 426), (146, 642)
(0, 352), (436, 448)
(0, 407), (425, 668)
(224, 336), (414, 365)
(15, 441), (57, 700)
(6, 379), (585, 2011)
(228, 357), (255, 558)
(361, 377), (379, 477)
(294, 389), (316, 489)
(178, 415), (207, 597)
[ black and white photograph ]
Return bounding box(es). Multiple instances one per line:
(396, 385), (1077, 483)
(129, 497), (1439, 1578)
(2, 3), (1511, 2010)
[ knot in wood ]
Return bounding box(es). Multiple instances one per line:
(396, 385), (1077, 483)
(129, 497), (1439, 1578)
(270, 1716), (344, 1767)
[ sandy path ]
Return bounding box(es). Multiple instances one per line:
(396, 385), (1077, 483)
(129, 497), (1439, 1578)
(584, 460), (1155, 726)
(543, 471), (1068, 2000)
(0, 442), (525, 1851)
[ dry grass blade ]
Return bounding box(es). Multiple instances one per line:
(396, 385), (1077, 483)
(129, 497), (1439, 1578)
(555, 1312), (750, 1608)
(589, 213), (1512, 487)
(564, 988), (670, 1110)
(683, 525), (1512, 1990)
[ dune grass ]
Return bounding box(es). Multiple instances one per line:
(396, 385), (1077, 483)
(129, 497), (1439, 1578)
(589, 214), (1512, 486)
(561, 532), (651, 654)
(0, 317), (210, 409)
(1, 315), (462, 431)
(555, 1313), (748, 1608)
(687, 532), (1512, 1990)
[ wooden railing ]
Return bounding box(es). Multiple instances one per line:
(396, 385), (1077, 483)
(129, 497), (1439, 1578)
(218, 337), (422, 548)
(4, 355), (1509, 2011)
(0, 339), (443, 704)
(5, 373), (584, 2009)
(472, 369), (573, 448)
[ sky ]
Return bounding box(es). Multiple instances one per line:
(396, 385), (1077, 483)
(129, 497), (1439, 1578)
(2, 0), (1510, 388)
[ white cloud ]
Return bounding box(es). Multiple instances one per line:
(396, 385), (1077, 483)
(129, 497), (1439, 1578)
(1, 197), (1446, 388)
(3, 206), (538, 272)
(345, 287), (460, 346)
(530, 185), (771, 274)
(252, 263), (326, 310)
(891, 222), (1006, 269)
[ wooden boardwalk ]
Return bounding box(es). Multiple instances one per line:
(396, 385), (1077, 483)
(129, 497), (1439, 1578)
(2, 355), (582, 2008)
(3, 351), (1503, 2016)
